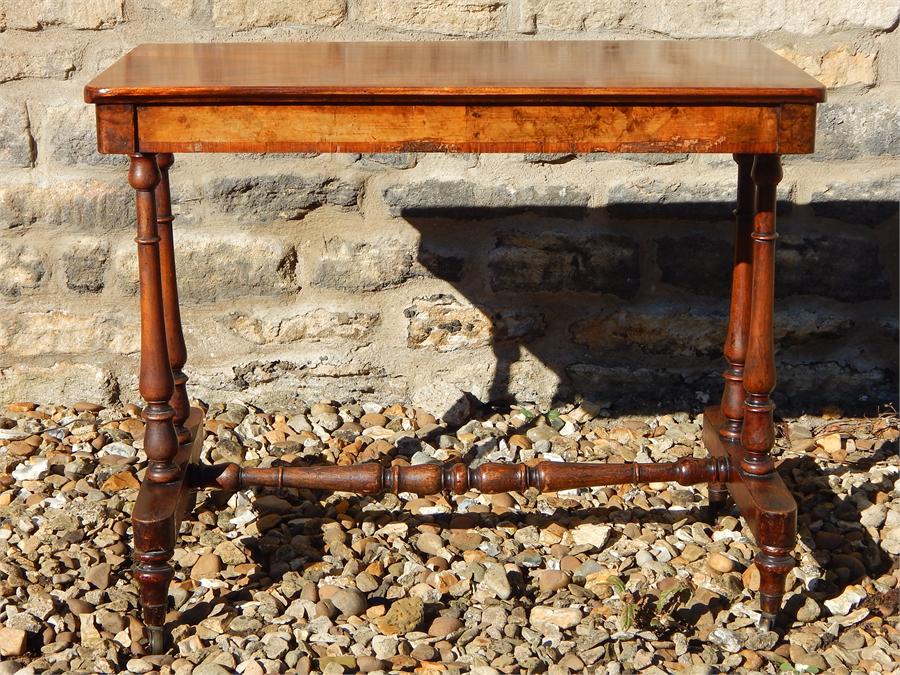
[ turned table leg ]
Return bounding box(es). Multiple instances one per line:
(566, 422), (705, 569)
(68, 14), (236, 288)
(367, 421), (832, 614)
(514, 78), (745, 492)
(741, 154), (796, 619)
(129, 152), (180, 654)
(155, 153), (191, 445)
(710, 153), (756, 517)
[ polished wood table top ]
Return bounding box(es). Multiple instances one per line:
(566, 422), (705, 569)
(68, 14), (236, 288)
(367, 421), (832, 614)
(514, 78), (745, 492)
(84, 40), (825, 156)
(85, 40), (825, 104)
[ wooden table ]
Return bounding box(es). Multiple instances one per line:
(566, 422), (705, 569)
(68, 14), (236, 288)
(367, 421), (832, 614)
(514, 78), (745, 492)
(84, 40), (825, 654)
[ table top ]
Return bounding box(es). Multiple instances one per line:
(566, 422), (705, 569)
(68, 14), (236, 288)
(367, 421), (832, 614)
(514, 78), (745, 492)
(84, 40), (826, 105)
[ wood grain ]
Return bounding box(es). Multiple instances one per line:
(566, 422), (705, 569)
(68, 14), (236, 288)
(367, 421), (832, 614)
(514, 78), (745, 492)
(193, 457), (732, 494)
(133, 103), (813, 154)
(84, 41), (826, 105)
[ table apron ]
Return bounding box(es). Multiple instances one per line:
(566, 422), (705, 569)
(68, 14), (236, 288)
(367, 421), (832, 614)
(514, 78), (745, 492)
(97, 103), (815, 155)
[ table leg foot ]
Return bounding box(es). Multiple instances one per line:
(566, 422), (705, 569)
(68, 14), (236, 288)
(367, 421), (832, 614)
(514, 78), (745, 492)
(133, 550), (173, 655)
(703, 405), (797, 617)
(132, 407), (204, 653)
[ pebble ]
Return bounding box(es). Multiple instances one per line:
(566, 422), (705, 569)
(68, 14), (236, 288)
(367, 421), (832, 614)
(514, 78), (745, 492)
(331, 588), (367, 616)
(570, 523), (611, 549)
(538, 570), (570, 593)
(824, 586), (867, 616)
(416, 532), (444, 555)
(85, 562), (112, 590)
(707, 552), (736, 573)
(530, 606), (582, 629)
(0, 399), (894, 674)
(377, 597), (425, 634)
(428, 616), (462, 637)
(0, 629), (26, 657)
(483, 564), (513, 599)
(190, 553), (222, 580)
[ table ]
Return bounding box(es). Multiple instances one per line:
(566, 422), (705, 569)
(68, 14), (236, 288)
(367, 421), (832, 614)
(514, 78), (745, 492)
(84, 40), (825, 654)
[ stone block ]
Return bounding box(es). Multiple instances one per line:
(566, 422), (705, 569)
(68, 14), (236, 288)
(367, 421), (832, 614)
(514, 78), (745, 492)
(212, 0), (346, 27)
(570, 304), (855, 357)
(522, 0), (900, 36)
(656, 234), (732, 297)
(608, 177), (792, 221)
(0, 95), (34, 168)
(658, 231), (892, 301)
(222, 308), (379, 345)
(815, 97), (900, 160)
(777, 361), (897, 410)
(39, 102), (125, 167)
(356, 0), (506, 35)
(0, 35), (78, 82)
(113, 233), (300, 302)
(777, 233), (891, 301)
(0, 241), (45, 297)
(3, 0), (124, 30)
(0, 179), (132, 232)
(383, 179), (590, 218)
(0, 308), (137, 356)
(775, 45), (877, 88)
(810, 177), (900, 226)
(405, 294), (545, 352)
(146, 0), (194, 19)
(488, 230), (640, 296)
(356, 154), (418, 170)
(63, 241), (109, 293)
(311, 236), (414, 292)
(204, 174), (360, 222)
(414, 249), (465, 282)
(0, 360), (118, 406)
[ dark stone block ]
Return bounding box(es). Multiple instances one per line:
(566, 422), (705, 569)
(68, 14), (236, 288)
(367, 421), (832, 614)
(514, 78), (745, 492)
(777, 233), (891, 301)
(489, 230), (640, 296)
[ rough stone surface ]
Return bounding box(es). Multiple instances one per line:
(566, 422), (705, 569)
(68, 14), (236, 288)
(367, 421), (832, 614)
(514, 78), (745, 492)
(0, 94), (33, 167)
(0, 243), (44, 297)
(212, 0), (347, 28)
(0, 0), (895, 412)
(489, 231), (640, 295)
(356, 0), (507, 35)
(4, 0), (124, 30)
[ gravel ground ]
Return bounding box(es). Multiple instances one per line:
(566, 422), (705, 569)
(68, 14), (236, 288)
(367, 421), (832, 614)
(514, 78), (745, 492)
(0, 398), (897, 675)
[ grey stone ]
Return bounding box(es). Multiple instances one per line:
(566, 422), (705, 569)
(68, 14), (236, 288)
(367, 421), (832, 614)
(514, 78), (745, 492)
(411, 382), (471, 427)
(815, 97), (900, 160)
(0, 95), (34, 167)
(608, 178), (740, 221)
(483, 563), (513, 599)
(0, 34), (78, 83)
(0, 179), (131, 232)
(114, 234), (299, 302)
(39, 103), (124, 167)
(330, 588), (367, 616)
(4, 0), (124, 29)
(657, 231), (891, 301)
(312, 236), (413, 292)
(0, 243), (44, 297)
(63, 242), (109, 293)
(488, 230), (639, 296)
(810, 176), (900, 225)
(204, 174), (360, 222)
(382, 179), (590, 217)
(777, 232), (890, 301)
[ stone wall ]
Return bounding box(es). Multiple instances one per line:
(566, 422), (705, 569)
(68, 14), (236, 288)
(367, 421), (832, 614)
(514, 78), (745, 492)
(0, 1), (897, 413)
